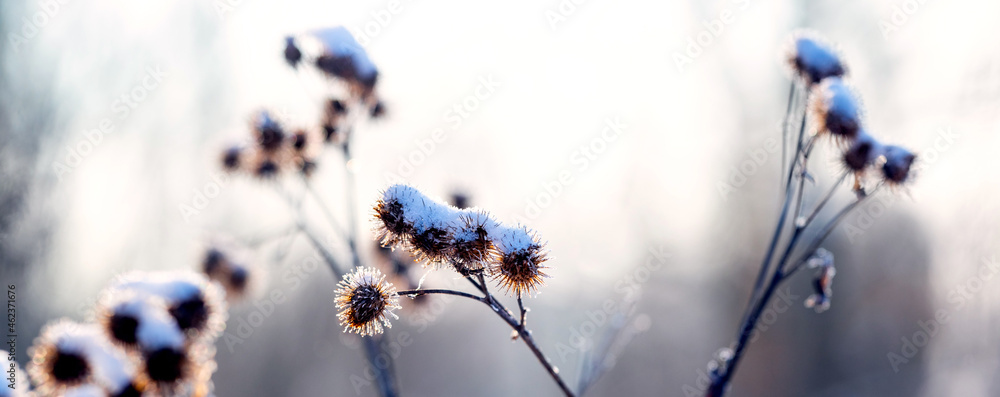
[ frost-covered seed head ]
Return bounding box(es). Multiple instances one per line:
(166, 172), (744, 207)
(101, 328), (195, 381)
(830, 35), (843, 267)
(310, 27), (379, 96)
(315, 54), (358, 83)
(811, 77), (862, 142)
(291, 129), (309, 152)
(841, 131), (882, 173)
(322, 124), (340, 143)
(28, 323), (92, 392)
(283, 36), (301, 68)
(369, 100), (386, 119)
(373, 184), (552, 292)
(29, 322), (136, 396)
(410, 227), (453, 266)
(804, 249), (835, 313)
(450, 212), (496, 273)
(490, 227), (549, 297)
(96, 292), (185, 354)
(880, 145), (916, 185)
(253, 157), (280, 179)
(200, 246), (253, 300)
(328, 99), (348, 115)
(143, 347), (188, 384)
(377, 185), (465, 267)
(335, 267), (401, 337)
(202, 248), (226, 278)
(785, 32), (845, 85)
(450, 192), (470, 209)
(111, 272), (227, 344)
(253, 111), (285, 153)
(374, 196), (412, 247)
(221, 146), (242, 172)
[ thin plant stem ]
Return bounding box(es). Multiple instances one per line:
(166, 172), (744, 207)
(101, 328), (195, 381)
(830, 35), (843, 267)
(341, 136), (362, 269)
(362, 336), (397, 397)
(286, 177), (399, 397)
(740, 80), (808, 330)
(477, 273), (495, 307)
(791, 124), (822, 228)
(782, 187), (880, 278)
(781, 83), (797, 192)
(298, 222), (344, 278)
(338, 129), (399, 397)
(303, 179), (349, 244)
(439, 272), (575, 396)
(709, 188), (877, 397)
(803, 172), (849, 227)
(518, 296), (528, 328)
(397, 288), (485, 302)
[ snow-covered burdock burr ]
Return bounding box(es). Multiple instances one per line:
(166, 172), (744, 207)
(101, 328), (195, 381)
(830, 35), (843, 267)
(811, 77), (862, 143)
(785, 31), (846, 85)
(334, 267), (401, 337)
(27, 321), (140, 397)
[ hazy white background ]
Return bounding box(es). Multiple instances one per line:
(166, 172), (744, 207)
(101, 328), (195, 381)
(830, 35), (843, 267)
(2, 0), (999, 395)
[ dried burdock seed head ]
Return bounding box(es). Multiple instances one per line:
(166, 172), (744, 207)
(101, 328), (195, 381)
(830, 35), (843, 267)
(291, 129), (309, 152)
(804, 248), (836, 313)
(229, 266), (250, 294)
(374, 184), (552, 287)
(880, 145), (917, 186)
(410, 226), (454, 266)
(310, 27), (379, 96)
(253, 156), (281, 180)
(96, 292), (186, 355)
(376, 185), (463, 267)
(199, 242), (259, 302)
(785, 31), (846, 85)
(28, 324), (92, 393)
(334, 267), (401, 337)
(143, 347), (189, 385)
(221, 146), (242, 172)
(450, 211), (496, 273)
(328, 98), (348, 116)
(450, 191), (470, 209)
(840, 131), (885, 193)
(283, 36), (302, 68)
(369, 100), (386, 119)
(373, 185), (420, 247)
(94, 294), (191, 393)
(811, 77), (862, 143)
(28, 321), (136, 397)
(489, 226), (549, 297)
(253, 110), (285, 153)
(202, 248), (226, 279)
(841, 131), (882, 173)
(202, 248), (255, 302)
(111, 272), (227, 344)
(315, 54), (358, 82)
(322, 124), (340, 142)
(322, 99), (348, 143)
